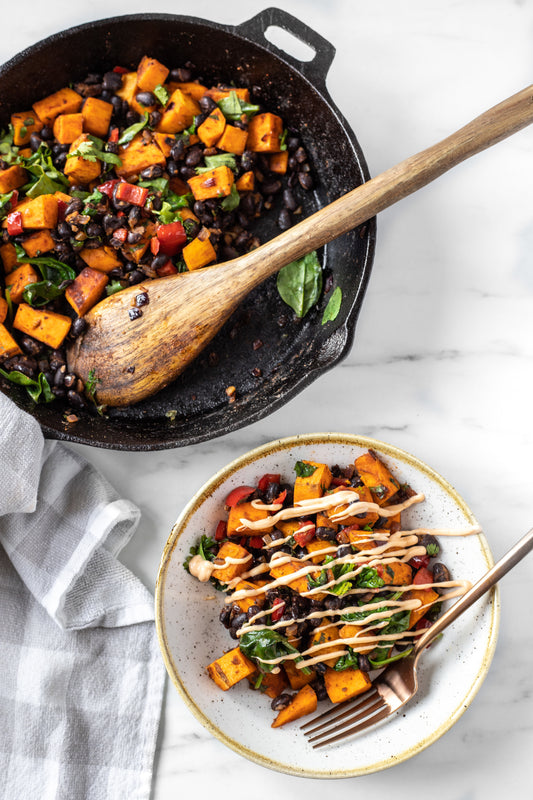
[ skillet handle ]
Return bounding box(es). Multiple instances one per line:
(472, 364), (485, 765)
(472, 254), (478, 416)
(235, 7), (335, 87)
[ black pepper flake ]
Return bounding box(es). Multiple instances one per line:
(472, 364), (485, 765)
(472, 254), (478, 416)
(126, 366), (135, 374)
(128, 307), (143, 320)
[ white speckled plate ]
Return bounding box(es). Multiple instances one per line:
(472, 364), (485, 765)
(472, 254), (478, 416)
(155, 434), (499, 777)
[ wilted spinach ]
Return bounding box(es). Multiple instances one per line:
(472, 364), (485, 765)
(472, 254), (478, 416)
(276, 251), (322, 318)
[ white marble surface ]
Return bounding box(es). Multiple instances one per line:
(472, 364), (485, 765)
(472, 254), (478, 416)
(2, 0), (533, 797)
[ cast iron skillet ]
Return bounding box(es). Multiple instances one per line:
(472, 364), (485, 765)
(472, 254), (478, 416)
(0, 8), (375, 450)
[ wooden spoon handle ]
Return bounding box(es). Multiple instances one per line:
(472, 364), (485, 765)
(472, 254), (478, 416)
(231, 84), (533, 283)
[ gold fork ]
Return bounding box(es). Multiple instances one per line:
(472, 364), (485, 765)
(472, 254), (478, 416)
(302, 527), (533, 748)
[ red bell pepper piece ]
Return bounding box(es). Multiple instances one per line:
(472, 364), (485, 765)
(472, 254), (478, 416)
(6, 211), (23, 236)
(225, 485), (255, 508)
(293, 521), (316, 547)
(114, 181), (149, 207)
(56, 199), (68, 222)
(111, 227), (128, 245)
(413, 566), (434, 586)
(408, 554), (430, 570)
(271, 601), (285, 622)
(97, 179), (119, 197)
(214, 520), (227, 542)
(150, 236), (160, 255)
(108, 127), (119, 143)
(257, 473), (280, 492)
(156, 260), (178, 277)
(331, 476), (350, 486)
(273, 489), (287, 505)
(113, 65), (129, 74)
(156, 221), (187, 256)
(248, 536), (264, 550)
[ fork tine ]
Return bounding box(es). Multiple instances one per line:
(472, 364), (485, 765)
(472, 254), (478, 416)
(301, 687), (379, 732)
(308, 704), (392, 749)
(302, 688), (382, 736)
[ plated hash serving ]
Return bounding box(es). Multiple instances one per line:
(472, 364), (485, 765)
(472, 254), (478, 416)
(185, 449), (479, 728)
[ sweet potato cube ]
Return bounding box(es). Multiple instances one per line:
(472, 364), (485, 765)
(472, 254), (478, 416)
(379, 561), (413, 586)
(32, 87), (82, 126)
(0, 242), (19, 273)
(0, 323), (21, 357)
(338, 623), (375, 654)
(197, 107), (226, 147)
(246, 112), (283, 152)
(5, 264), (40, 304)
(341, 525), (379, 552)
(182, 231), (217, 271)
(157, 89), (200, 134)
(232, 579), (265, 613)
(308, 618), (343, 667)
(355, 451), (401, 506)
(271, 684), (317, 728)
(81, 97), (113, 138)
(53, 112), (83, 144)
(248, 668), (289, 698)
(65, 267), (109, 316)
(283, 659), (316, 690)
(122, 221), (157, 264)
(168, 81), (208, 101)
(64, 135), (102, 185)
(226, 499), (273, 537)
(187, 165), (234, 201)
(269, 559), (311, 596)
(21, 230), (55, 258)
(79, 245), (123, 273)
(293, 461), (332, 504)
(0, 164), (27, 194)
(212, 540), (252, 584)
(269, 151), (289, 174)
(235, 170), (255, 192)
(0, 297), (7, 324)
(207, 647), (256, 691)
(115, 72), (138, 105)
(305, 539), (333, 565)
(216, 124), (248, 155)
(205, 86), (250, 103)
(11, 111), (43, 146)
(13, 304), (71, 348)
(115, 133), (167, 179)
(153, 132), (174, 158)
(19, 194), (58, 229)
(136, 56), (170, 93)
(324, 666), (372, 704)
(177, 207), (199, 224)
(405, 588), (440, 629)
(327, 484), (379, 527)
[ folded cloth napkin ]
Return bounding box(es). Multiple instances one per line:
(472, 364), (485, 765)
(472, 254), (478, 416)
(0, 394), (166, 800)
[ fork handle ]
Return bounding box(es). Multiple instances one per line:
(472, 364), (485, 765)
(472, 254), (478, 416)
(414, 527), (533, 655)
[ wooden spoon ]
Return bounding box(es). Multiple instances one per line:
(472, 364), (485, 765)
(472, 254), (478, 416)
(67, 85), (533, 407)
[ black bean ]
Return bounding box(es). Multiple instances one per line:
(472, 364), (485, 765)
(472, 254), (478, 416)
(111, 95), (124, 115)
(49, 350), (66, 371)
(179, 165), (196, 180)
(199, 95), (217, 113)
(314, 661), (327, 675)
(185, 146), (203, 167)
(125, 110), (139, 126)
(128, 307), (143, 321)
(315, 527), (337, 542)
(151, 253), (169, 270)
(271, 693), (292, 711)
(135, 291), (149, 307)
(40, 125), (53, 140)
(298, 172), (313, 190)
(102, 71), (123, 91)
(63, 373), (77, 389)
(294, 146), (307, 164)
(65, 198), (83, 217)
(312, 680), (328, 702)
(219, 606), (232, 627)
(51, 386), (66, 399)
(282, 188), (297, 211)
(261, 179), (282, 195)
(358, 654), (371, 672)
(263, 481), (281, 504)
(231, 612), (248, 630)
(29, 133), (42, 152)
(67, 389), (87, 409)
(54, 365), (66, 387)
(169, 67), (192, 82)
(420, 534), (440, 556)
(228, 627), (239, 640)
(86, 222), (103, 238)
(166, 159), (180, 177)
(140, 164), (164, 180)
(240, 151), (255, 172)
(170, 140), (185, 161)
(278, 208), (292, 230)
(103, 214), (123, 233)
(433, 562), (451, 589)
(135, 91), (156, 107)
(336, 545), (352, 559)
(19, 335), (43, 357)
(127, 271), (144, 285)
(100, 90), (113, 103)
(127, 231), (142, 244)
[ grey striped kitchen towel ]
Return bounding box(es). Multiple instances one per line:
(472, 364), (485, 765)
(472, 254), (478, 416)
(0, 394), (166, 799)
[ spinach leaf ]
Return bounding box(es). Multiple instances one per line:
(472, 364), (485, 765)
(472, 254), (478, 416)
(20, 143), (70, 197)
(0, 127), (19, 163)
(220, 183), (240, 212)
(0, 368), (54, 403)
(294, 461), (317, 478)
(334, 647), (359, 671)
(153, 84), (169, 105)
(195, 153), (237, 174)
(354, 567), (385, 590)
(183, 534), (218, 571)
(117, 113), (150, 146)
(217, 90), (260, 122)
(369, 645), (413, 670)
(15, 244), (75, 283)
(106, 280), (126, 296)
(0, 190), (17, 220)
(22, 280), (69, 307)
(322, 286), (342, 325)
(239, 628), (303, 674)
(277, 251), (322, 318)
